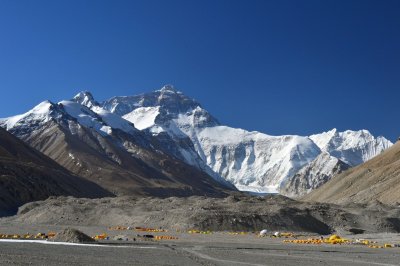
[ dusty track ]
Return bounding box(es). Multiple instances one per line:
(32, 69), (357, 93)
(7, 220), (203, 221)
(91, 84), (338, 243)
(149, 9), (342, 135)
(0, 235), (400, 266)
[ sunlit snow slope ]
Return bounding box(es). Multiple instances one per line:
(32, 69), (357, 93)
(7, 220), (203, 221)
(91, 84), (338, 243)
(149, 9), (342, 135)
(100, 85), (392, 195)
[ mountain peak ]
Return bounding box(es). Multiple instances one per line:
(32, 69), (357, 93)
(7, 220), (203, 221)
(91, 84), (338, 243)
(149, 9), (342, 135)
(328, 128), (337, 134)
(310, 128), (392, 166)
(73, 91), (98, 108)
(158, 84), (181, 94)
(32, 100), (55, 113)
(102, 85), (201, 116)
(0, 100), (57, 131)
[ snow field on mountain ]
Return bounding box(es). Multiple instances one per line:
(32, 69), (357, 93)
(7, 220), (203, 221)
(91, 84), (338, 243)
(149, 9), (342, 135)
(123, 106), (160, 130)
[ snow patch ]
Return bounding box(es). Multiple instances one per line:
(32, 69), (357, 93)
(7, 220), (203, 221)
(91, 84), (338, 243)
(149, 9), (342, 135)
(0, 239), (157, 248)
(73, 91), (97, 108)
(123, 106), (160, 130)
(60, 100), (135, 136)
(0, 101), (53, 130)
(59, 100), (107, 135)
(91, 106), (135, 134)
(100, 125), (112, 135)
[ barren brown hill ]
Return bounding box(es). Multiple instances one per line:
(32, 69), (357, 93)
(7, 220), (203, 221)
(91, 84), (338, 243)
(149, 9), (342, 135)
(303, 141), (400, 205)
(0, 128), (111, 216)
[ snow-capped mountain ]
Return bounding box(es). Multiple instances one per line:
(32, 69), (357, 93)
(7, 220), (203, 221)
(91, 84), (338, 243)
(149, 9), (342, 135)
(310, 128), (391, 166)
(99, 85), (393, 196)
(0, 93), (235, 197)
(101, 85), (232, 186)
(0, 85), (392, 197)
(280, 152), (350, 197)
(191, 127), (321, 193)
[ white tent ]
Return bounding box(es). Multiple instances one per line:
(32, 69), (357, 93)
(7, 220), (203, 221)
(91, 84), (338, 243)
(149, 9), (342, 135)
(259, 229), (268, 236)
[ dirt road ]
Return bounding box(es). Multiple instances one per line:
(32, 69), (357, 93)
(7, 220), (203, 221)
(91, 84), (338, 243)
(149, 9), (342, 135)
(0, 237), (399, 266)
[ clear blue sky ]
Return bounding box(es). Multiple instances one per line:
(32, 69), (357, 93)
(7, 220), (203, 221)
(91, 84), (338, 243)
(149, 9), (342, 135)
(0, 0), (398, 141)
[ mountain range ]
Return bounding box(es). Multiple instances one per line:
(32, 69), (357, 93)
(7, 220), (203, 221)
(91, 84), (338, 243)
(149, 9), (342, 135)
(0, 85), (393, 201)
(0, 93), (234, 200)
(100, 85), (392, 196)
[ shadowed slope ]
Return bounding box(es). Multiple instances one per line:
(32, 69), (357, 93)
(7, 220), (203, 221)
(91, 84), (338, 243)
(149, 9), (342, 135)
(0, 128), (112, 216)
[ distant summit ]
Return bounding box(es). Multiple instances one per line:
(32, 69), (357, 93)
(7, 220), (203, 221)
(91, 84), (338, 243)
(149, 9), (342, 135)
(101, 85), (204, 118)
(73, 91), (98, 108)
(157, 84), (182, 94)
(310, 128), (391, 166)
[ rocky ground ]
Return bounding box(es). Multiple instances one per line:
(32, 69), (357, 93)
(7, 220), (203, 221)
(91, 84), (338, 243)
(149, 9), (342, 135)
(1, 194), (400, 265)
(0, 227), (400, 266)
(4, 194), (400, 234)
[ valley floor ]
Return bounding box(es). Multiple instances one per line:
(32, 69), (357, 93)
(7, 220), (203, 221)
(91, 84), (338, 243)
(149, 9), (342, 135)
(0, 223), (400, 266)
(2, 195), (400, 265)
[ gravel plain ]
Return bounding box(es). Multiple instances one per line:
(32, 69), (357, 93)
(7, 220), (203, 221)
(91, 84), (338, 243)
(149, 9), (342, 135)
(1, 194), (400, 265)
(1, 222), (400, 266)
